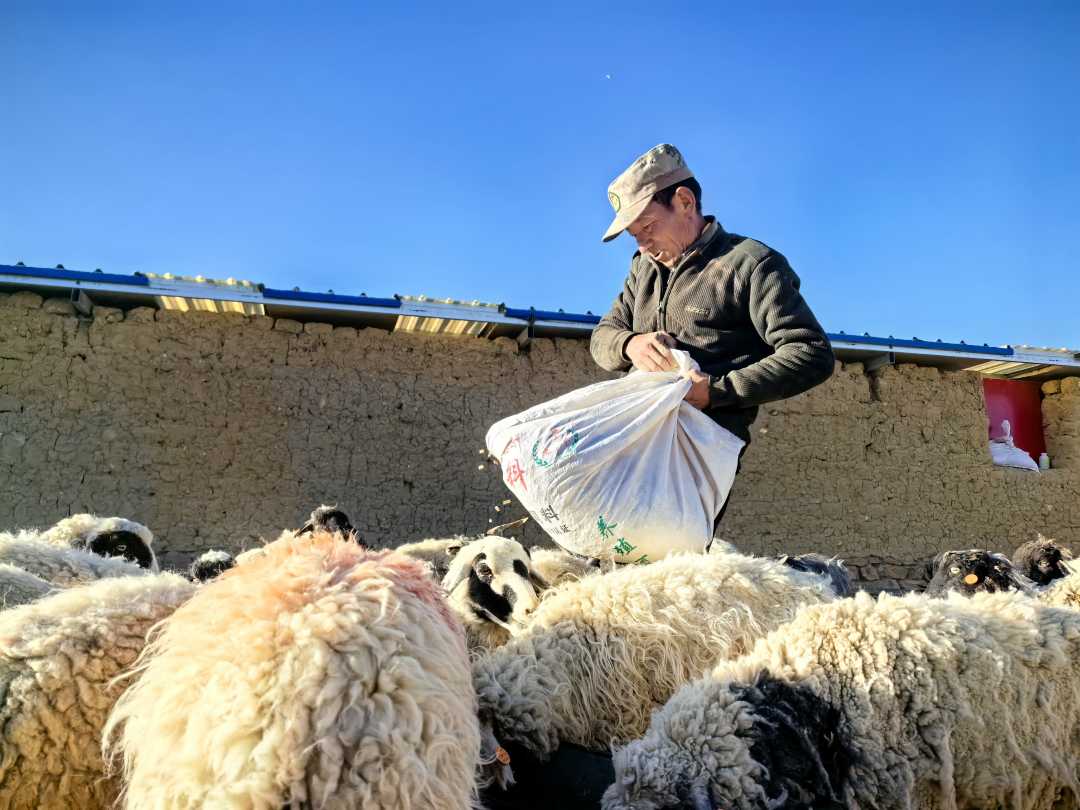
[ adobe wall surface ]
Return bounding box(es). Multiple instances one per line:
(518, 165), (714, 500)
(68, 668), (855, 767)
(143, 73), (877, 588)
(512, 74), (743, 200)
(2, 290), (1077, 590)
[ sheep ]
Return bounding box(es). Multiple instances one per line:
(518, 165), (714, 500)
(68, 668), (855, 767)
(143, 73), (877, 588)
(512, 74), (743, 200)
(296, 503), (362, 544)
(441, 534), (547, 654)
(0, 564), (55, 608)
(474, 550), (836, 786)
(393, 534), (549, 654)
(188, 549), (236, 582)
(1014, 534), (1074, 587)
(0, 535), (146, 587)
(0, 572), (196, 810)
(103, 531), (480, 810)
(37, 513), (158, 571)
(924, 548), (1035, 597)
(777, 552), (854, 598)
(604, 590), (1080, 810)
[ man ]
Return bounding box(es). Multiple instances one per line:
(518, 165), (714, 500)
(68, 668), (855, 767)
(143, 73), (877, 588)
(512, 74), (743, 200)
(591, 143), (835, 534)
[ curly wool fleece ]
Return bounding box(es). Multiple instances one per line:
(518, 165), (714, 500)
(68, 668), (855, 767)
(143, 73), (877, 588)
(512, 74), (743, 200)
(607, 590), (1080, 810)
(0, 573), (195, 810)
(104, 530), (480, 810)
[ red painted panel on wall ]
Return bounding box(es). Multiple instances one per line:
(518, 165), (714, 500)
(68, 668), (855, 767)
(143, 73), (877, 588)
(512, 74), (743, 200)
(982, 378), (1046, 462)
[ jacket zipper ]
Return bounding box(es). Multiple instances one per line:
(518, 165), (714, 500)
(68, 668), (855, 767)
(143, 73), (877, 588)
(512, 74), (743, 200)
(658, 255), (692, 333)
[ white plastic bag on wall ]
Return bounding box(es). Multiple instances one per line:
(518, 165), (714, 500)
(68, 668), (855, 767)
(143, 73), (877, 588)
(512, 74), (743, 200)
(485, 349), (745, 564)
(989, 419), (1040, 472)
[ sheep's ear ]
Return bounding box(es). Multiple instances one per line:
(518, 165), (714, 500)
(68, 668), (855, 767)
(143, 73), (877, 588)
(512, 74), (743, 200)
(296, 520), (315, 536)
(777, 554), (790, 565)
(446, 542), (464, 559)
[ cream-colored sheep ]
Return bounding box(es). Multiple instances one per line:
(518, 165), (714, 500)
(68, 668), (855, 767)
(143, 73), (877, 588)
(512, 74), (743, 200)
(0, 573), (195, 810)
(606, 591), (1080, 810)
(104, 531), (480, 810)
(474, 550), (835, 778)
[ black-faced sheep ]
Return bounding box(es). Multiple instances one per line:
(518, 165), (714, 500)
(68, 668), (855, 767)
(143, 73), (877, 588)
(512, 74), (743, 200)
(924, 548), (1034, 597)
(104, 531), (479, 810)
(0, 573), (195, 810)
(474, 550), (836, 789)
(38, 513), (158, 571)
(395, 534), (548, 655)
(1014, 534), (1073, 587)
(188, 549), (236, 582)
(296, 503), (362, 544)
(605, 590), (1080, 810)
(442, 534), (546, 650)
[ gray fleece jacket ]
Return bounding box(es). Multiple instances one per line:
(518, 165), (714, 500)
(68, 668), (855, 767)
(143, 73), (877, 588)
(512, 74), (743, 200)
(590, 218), (834, 443)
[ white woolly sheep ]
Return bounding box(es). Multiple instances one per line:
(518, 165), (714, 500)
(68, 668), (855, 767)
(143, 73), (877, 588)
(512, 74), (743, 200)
(474, 550), (836, 784)
(0, 535), (146, 587)
(605, 590), (1080, 810)
(0, 564), (55, 608)
(188, 549), (236, 582)
(1015, 534), (1074, 587)
(441, 534), (546, 654)
(924, 548), (1034, 597)
(394, 534), (548, 655)
(0, 572), (195, 810)
(36, 513), (158, 571)
(104, 531), (480, 810)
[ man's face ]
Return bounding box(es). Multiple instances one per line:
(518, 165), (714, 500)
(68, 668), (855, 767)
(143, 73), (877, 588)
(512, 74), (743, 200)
(625, 188), (700, 265)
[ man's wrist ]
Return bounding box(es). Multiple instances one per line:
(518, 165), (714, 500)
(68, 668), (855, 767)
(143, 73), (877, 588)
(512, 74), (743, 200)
(706, 374), (721, 409)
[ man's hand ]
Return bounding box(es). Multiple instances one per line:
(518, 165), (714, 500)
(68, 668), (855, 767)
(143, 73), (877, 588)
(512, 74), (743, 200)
(684, 369), (711, 410)
(626, 332), (677, 372)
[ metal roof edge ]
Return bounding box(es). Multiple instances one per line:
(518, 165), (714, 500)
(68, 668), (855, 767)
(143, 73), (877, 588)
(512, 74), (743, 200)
(4, 263), (1077, 371)
(826, 333), (1013, 358)
(262, 287), (400, 309)
(503, 306), (602, 326)
(0, 264), (150, 287)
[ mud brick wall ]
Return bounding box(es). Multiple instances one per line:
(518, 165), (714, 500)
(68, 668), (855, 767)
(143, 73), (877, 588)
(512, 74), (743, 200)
(2, 289), (1078, 589)
(1043, 377), (1080, 470)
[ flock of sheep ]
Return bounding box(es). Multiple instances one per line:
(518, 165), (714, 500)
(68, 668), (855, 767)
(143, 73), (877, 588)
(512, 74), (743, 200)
(0, 506), (1078, 809)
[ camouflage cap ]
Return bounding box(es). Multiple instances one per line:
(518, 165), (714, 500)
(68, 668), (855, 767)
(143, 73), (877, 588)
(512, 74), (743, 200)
(602, 143), (694, 242)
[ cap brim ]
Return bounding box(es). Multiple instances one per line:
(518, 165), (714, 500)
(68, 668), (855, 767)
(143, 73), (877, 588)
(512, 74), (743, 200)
(601, 195), (652, 243)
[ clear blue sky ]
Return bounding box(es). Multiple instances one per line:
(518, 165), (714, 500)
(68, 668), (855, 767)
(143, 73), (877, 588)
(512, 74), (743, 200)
(4, 2), (1078, 348)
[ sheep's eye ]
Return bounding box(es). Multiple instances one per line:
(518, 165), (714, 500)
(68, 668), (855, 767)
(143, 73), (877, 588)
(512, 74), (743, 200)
(512, 560), (529, 579)
(476, 562), (493, 583)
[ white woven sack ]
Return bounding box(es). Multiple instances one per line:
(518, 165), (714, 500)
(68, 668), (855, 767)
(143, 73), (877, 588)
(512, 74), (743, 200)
(486, 349), (744, 563)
